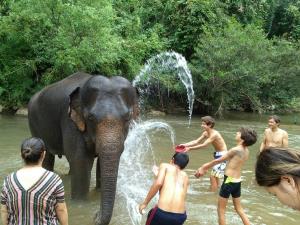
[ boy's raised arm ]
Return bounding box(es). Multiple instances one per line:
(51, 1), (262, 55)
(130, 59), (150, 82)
(186, 133), (215, 151)
(181, 132), (206, 148)
(139, 163), (167, 214)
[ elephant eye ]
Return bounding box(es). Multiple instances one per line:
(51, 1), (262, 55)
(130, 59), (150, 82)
(87, 114), (96, 121)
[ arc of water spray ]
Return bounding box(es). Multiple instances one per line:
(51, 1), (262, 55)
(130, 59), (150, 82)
(118, 120), (175, 225)
(132, 51), (195, 125)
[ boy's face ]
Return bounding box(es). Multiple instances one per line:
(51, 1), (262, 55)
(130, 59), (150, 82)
(235, 131), (242, 142)
(201, 122), (210, 130)
(268, 118), (278, 129)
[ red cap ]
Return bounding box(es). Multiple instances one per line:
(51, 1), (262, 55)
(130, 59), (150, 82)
(175, 145), (186, 153)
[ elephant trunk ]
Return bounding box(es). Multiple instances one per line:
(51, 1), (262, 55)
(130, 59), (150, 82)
(95, 118), (125, 225)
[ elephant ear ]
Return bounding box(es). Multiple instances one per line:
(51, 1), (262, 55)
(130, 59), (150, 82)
(68, 87), (86, 132)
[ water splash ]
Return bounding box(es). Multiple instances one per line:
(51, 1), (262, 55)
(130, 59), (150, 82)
(118, 120), (175, 225)
(133, 51), (195, 125)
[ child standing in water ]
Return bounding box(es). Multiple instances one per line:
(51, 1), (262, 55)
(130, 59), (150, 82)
(195, 127), (257, 225)
(180, 116), (227, 191)
(139, 153), (189, 225)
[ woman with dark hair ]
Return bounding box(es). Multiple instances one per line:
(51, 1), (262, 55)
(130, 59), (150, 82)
(255, 147), (300, 211)
(1, 137), (68, 225)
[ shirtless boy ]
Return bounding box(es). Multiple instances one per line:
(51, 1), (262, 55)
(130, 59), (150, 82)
(195, 127), (257, 225)
(260, 115), (288, 152)
(139, 153), (189, 225)
(180, 116), (227, 191)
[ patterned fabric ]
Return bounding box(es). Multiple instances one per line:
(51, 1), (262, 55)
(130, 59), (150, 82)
(211, 151), (227, 179)
(1, 170), (65, 225)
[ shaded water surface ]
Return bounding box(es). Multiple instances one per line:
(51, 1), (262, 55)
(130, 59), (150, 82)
(0, 113), (300, 225)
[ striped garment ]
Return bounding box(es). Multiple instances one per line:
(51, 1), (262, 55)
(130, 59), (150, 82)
(1, 170), (65, 225)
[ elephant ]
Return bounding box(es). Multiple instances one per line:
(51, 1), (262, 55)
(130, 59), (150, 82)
(28, 72), (139, 225)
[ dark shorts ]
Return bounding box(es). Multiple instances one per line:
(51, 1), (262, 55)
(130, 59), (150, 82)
(219, 175), (241, 198)
(146, 206), (187, 225)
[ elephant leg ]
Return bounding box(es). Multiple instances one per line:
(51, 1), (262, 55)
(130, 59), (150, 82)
(96, 157), (101, 190)
(70, 156), (94, 199)
(42, 151), (55, 171)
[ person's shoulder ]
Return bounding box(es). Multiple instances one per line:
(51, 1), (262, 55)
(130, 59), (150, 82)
(180, 170), (188, 177)
(213, 129), (223, 137)
(229, 146), (243, 154)
(180, 170), (189, 183)
(159, 163), (170, 169)
(279, 128), (288, 135)
(46, 170), (63, 181)
(207, 129), (218, 138)
(2, 172), (16, 186)
(4, 172), (15, 181)
(202, 131), (208, 137)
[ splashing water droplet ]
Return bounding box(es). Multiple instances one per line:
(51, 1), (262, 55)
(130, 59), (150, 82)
(133, 51), (195, 125)
(118, 120), (175, 225)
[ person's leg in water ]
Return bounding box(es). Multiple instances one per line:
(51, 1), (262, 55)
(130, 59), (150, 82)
(218, 196), (228, 225)
(210, 176), (219, 192)
(233, 197), (250, 225)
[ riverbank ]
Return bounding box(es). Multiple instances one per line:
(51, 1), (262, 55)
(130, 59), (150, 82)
(1, 105), (300, 125)
(0, 106), (28, 116)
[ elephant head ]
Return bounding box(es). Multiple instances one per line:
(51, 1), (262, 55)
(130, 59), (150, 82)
(69, 75), (138, 225)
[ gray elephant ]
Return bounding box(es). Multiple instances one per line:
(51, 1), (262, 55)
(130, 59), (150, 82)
(28, 72), (139, 225)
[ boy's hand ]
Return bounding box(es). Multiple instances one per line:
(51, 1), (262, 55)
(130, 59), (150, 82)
(184, 146), (190, 152)
(138, 203), (147, 215)
(195, 167), (206, 178)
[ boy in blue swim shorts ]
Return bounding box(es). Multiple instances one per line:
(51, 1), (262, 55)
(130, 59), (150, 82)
(195, 127), (257, 225)
(139, 153), (189, 225)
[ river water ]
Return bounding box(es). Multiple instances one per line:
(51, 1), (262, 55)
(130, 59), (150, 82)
(0, 112), (300, 225)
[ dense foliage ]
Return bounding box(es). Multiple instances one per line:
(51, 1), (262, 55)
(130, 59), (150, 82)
(0, 0), (299, 114)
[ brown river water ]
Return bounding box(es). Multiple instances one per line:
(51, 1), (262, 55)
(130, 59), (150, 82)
(0, 112), (300, 225)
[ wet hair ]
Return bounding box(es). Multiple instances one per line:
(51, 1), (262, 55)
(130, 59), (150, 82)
(239, 127), (257, 147)
(21, 137), (46, 165)
(172, 152), (189, 169)
(201, 116), (215, 128)
(269, 115), (280, 124)
(255, 148), (300, 187)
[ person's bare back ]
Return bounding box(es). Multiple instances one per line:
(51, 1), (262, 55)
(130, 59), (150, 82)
(158, 163), (188, 213)
(139, 153), (189, 225)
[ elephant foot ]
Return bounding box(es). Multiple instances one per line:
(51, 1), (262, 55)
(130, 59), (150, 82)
(94, 211), (111, 225)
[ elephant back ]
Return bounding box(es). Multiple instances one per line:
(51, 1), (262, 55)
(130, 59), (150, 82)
(28, 72), (92, 153)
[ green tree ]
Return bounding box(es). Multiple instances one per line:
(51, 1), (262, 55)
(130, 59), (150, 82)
(0, 0), (119, 110)
(191, 21), (300, 114)
(139, 0), (228, 59)
(113, 0), (167, 80)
